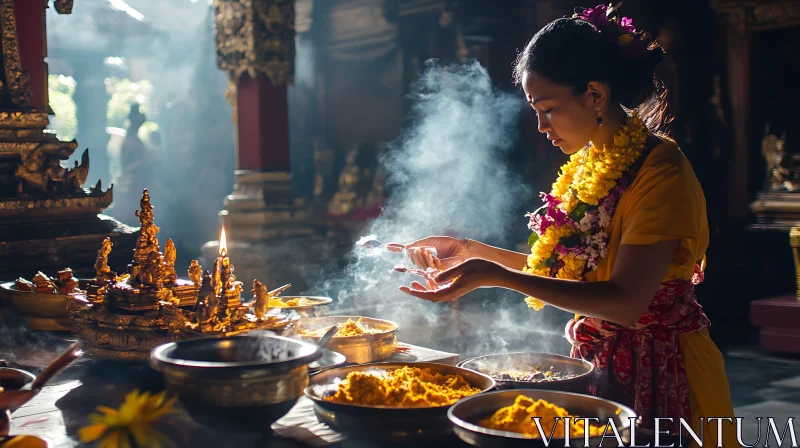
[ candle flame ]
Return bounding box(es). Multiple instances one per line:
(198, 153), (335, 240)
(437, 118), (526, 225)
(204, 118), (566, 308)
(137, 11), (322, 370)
(219, 227), (227, 257)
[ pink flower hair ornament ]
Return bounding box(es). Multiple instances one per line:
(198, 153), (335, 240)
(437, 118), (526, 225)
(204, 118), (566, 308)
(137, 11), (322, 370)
(573, 3), (654, 60)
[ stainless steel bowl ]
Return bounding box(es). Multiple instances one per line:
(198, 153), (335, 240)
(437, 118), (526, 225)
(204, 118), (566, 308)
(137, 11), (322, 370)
(270, 296), (332, 317)
(305, 362), (496, 442)
(150, 333), (321, 433)
(448, 389), (636, 447)
(295, 316), (398, 364)
(458, 352), (594, 393)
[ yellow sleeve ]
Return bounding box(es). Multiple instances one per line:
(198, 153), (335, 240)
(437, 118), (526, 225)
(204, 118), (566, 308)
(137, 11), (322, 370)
(619, 144), (703, 265)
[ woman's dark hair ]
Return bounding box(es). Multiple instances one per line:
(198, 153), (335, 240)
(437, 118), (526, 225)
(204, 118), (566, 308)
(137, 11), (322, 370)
(513, 17), (670, 135)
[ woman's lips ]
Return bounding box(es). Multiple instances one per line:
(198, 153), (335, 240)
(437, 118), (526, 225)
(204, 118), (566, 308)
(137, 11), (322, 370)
(550, 138), (563, 146)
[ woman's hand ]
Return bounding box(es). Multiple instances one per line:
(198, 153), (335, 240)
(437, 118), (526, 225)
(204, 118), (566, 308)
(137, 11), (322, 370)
(387, 236), (470, 270)
(398, 258), (505, 303)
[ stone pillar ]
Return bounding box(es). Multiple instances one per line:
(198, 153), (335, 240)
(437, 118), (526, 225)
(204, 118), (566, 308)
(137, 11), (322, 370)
(203, 0), (319, 290)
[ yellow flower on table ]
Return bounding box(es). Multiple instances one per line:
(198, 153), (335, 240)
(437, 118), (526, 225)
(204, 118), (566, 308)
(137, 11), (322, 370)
(78, 390), (177, 448)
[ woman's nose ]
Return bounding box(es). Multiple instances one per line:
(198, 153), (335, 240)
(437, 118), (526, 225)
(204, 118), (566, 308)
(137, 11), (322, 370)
(537, 115), (552, 134)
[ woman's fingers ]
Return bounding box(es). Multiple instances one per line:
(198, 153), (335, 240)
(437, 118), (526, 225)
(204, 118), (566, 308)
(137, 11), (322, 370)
(386, 243), (405, 253)
(423, 249), (438, 270)
(410, 281), (427, 291)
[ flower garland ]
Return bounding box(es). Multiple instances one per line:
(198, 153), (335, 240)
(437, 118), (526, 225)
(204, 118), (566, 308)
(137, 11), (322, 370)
(523, 113), (648, 310)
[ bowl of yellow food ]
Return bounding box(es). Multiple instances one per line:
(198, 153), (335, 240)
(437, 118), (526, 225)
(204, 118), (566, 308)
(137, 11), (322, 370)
(295, 316), (398, 364)
(448, 389), (636, 447)
(305, 362), (495, 441)
(267, 296), (332, 317)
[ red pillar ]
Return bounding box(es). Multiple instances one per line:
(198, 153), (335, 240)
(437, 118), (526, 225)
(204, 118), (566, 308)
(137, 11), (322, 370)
(236, 73), (291, 172)
(14, 0), (47, 110)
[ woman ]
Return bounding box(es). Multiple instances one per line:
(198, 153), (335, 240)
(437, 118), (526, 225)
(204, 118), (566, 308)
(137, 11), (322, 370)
(391, 6), (735, 445)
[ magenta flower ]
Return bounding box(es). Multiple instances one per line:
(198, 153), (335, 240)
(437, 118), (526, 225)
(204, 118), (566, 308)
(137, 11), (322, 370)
(580, 5), (611, 30)
(619, 17), (635, 33)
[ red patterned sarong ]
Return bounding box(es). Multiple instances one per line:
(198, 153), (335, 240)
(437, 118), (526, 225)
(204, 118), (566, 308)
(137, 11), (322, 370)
(565, 268), (709, 432)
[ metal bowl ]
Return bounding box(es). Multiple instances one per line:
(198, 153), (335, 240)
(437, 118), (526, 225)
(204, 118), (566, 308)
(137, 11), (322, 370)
(0, 367), (37, 413)
(150, 333), (321, 433)
(295, 316), (398, 364)
(270, 296), (332, 317)
(305, 362), (495, 442)
(308, 349), (347, 374)
(0, 281), (89, 331)
(458, 352), (594, 393)
(448, 389), (637, 447)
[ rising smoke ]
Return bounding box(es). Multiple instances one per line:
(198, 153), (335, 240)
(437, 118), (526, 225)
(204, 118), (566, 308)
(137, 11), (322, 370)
(316, 60), (571, 357)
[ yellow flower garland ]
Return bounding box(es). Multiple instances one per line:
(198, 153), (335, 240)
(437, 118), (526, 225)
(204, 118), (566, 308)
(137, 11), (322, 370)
(524, 113), (648, 310)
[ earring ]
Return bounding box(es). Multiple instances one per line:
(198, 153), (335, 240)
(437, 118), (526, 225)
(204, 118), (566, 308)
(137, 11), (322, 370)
(596, 110), (604, 127)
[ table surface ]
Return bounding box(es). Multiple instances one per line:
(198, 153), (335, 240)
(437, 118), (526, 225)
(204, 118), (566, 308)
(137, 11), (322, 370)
(5, 337), (463, 448)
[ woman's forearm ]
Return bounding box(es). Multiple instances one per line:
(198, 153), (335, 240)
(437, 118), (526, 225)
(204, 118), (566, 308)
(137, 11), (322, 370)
(467, 239), (529, 270)
(494, 267), (643, 326)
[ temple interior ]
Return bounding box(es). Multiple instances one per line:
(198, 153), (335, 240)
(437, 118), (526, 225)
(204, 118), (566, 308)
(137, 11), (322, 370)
(1, 0), (799, 446)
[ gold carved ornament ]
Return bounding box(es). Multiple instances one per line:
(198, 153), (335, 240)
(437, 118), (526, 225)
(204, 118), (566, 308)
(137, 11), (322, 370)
(214, 0), (295, 88)
(0, 0), (32, 108)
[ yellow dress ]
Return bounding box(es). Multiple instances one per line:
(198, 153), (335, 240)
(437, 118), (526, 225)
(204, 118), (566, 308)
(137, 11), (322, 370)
(583, 141), (735, 446)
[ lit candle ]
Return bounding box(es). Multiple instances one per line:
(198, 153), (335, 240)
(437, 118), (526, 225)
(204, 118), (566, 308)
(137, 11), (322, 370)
(218, 227), (233, 291)
(219, 227), (227, 258)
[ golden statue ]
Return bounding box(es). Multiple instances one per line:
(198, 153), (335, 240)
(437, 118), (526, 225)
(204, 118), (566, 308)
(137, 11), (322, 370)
(220, 256), (233, 290)
(211, 258), (222, 296)
(131, 189), (166, 287)
(251, 280), (270, 320)
(188, 260), (202, 285)
(94, 237), (115, 282)
(163, 238), (177, 284)
(194, 272), (217, 324)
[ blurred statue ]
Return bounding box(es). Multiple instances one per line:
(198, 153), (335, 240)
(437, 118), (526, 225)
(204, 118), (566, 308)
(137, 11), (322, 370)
(328, 141), (385, 215)
(312, 139), (336, 210)
(111, 103), (156, 225)
(762, 130), (800, 192)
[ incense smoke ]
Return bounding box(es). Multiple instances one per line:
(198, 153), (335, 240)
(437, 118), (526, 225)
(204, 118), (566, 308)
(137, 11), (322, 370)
(315, 60), (570, 356)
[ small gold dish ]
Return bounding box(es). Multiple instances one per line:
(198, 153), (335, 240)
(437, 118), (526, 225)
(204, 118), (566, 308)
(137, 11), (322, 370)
(0, 282), (86, 331)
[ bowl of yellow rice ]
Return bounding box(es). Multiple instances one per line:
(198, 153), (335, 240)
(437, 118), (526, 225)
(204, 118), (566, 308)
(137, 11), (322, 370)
(448, 389), (636, 447)
(305, 362), (495, 441)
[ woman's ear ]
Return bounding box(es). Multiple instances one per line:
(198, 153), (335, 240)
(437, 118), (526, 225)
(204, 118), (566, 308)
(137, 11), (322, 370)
(585, 81), (610, 110)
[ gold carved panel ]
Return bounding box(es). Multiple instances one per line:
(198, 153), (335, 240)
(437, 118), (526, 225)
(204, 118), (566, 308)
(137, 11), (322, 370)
(214, 0), (295, 86)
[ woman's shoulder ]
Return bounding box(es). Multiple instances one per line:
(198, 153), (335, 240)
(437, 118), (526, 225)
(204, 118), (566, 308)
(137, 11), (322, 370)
(642, 136), (688, 171)
(628, 136), (701, 197)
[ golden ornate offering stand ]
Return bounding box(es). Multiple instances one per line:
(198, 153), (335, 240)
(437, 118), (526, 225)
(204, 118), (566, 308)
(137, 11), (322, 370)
(68, 189), (296, 361)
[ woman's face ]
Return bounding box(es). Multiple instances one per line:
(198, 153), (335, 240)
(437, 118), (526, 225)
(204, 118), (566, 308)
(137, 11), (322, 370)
(522, 71), (598, 154)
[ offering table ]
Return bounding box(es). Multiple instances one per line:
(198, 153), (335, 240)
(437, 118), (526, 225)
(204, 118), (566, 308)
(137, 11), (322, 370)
(4, 333), (460, 448)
